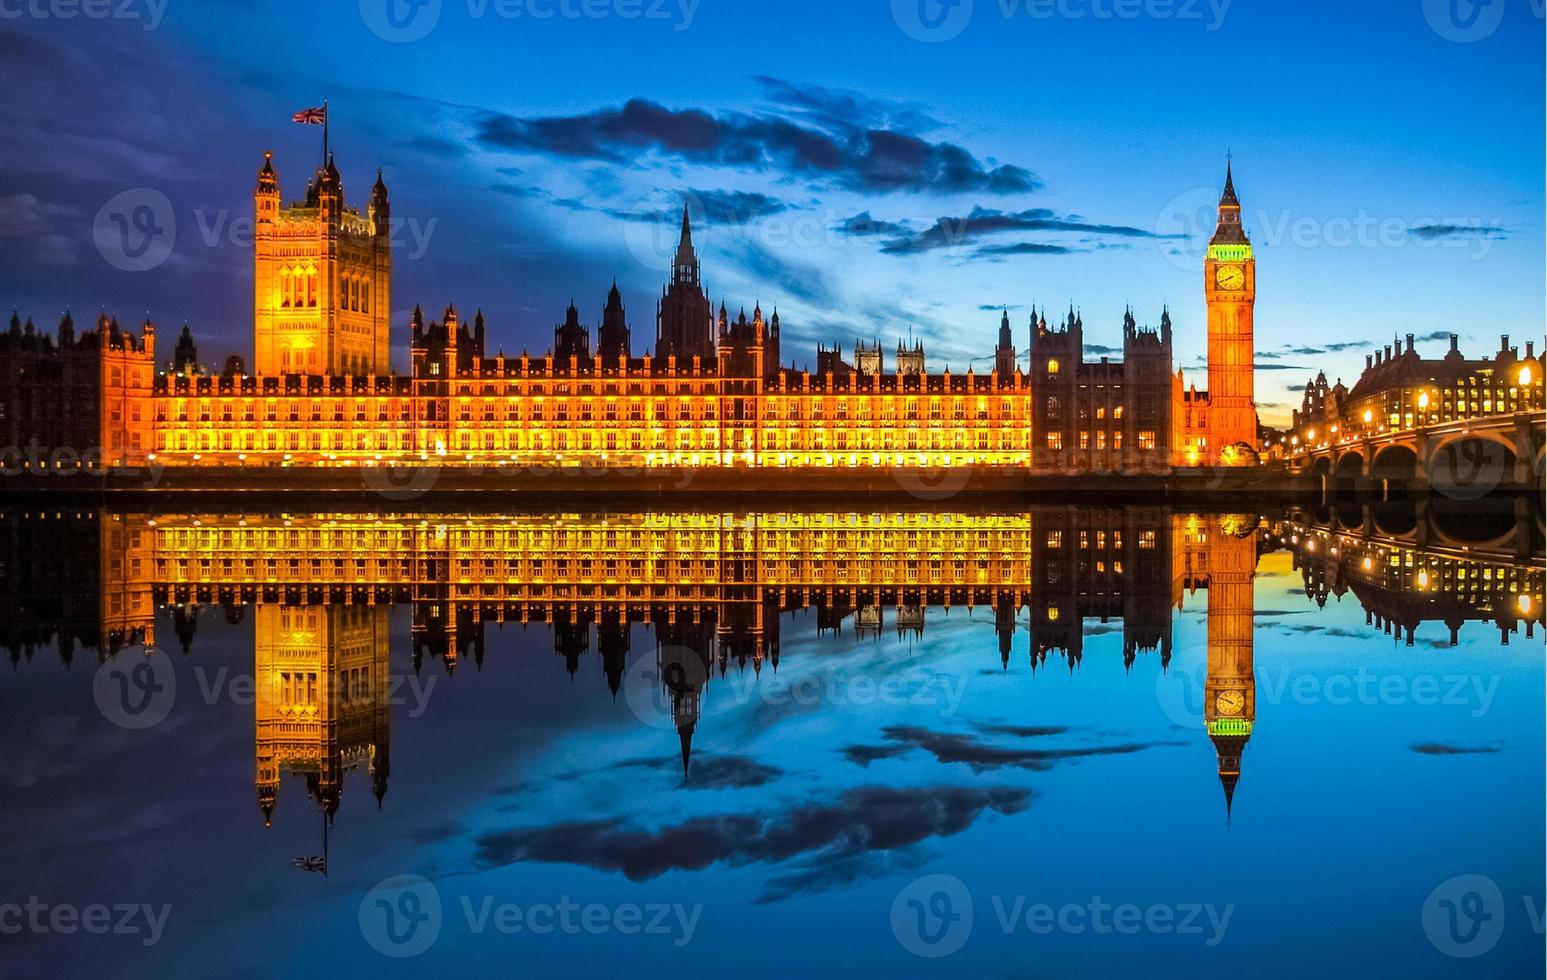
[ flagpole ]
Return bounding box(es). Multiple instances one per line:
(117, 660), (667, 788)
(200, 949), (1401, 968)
(323, 99), (330, 165)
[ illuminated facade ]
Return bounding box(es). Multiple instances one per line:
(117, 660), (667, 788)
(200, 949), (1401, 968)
(1173, 163), (1259, 466)
(1292, 333), (1542, 437)
(2, 158), (1267, 475)
(252, 152), (392, 377)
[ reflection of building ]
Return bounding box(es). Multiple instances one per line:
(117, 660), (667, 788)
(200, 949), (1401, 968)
(6, 160), (1268, 474)
(5, 506), (1540, 808)
(254, 604), (391, 827)
(1178, 515), (1259, 817)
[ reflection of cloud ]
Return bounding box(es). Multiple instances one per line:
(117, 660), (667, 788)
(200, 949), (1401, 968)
(473, 784), (1030, 901)
(1411, 742), (1502, 756)
(841, 725), (1179, 773)
(613, 753), (784, 790)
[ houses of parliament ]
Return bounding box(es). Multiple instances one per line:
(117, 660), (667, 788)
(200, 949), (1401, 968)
(0, 154), (1263, 473)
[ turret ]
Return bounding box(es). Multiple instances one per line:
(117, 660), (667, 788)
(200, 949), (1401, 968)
(598, 280), (630, 360)
(369, 168), (390, 238)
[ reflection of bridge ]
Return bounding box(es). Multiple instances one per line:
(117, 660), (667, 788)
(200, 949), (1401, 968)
(1277, 503), (1543, 647)
(1281, 333), (1543, 493)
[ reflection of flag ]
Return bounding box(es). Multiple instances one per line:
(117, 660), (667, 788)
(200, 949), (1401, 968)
(293, 855), (327, 874)
(291, 106), (327, 125)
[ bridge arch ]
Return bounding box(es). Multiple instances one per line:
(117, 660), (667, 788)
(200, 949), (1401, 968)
(1371, 444), (1419, 488)
(1424, 433), (1518, 497)
(1332, 451), (1365, 493)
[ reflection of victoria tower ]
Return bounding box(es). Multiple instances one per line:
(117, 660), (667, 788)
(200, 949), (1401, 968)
(254, 605), (391, 827)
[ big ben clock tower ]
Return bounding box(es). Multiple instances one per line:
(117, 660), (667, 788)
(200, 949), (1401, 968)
(1203, 161), (1257, 464)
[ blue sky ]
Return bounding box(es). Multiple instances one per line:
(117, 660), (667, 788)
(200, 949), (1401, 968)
(1, 0), (1541, 422)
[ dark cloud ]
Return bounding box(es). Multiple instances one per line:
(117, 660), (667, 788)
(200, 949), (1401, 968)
(1411, 742), (1502, 756)
(409, 819), (462, 843)
(840, 744), (912, 767)
(879, 207), (1179, 255)
(976, 724), (1070, 739)
(836, 211), (912, 237)
(662, 189), (791, 224)
(843, 725), (1178, 773)
(473, 98), (1037, 196)
(614, 753), (784, 790)
(973, 242), (1079, 258)
(1084, 344), (1122, 357)
(752, 77), (944, 135)
(1411, 224), (1507, 241)
(472, 784), (1031, 900)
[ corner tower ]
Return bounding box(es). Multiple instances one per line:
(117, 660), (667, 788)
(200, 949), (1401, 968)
(1203, 161), (1256, 462)
(253, 152), (392, 377)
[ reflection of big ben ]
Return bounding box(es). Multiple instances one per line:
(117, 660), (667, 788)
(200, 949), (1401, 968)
(255, 605), (392, 827)
(1202, 517), (1257, 817)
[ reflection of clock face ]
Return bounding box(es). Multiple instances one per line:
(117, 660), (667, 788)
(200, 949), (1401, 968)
(1215, 265), (1246, 290)
(1215, 690), (1246, 716)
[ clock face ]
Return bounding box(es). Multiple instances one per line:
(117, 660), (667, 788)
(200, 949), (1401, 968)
(1215, 264), (1246, 291)
(1214, 690), (1246, 716)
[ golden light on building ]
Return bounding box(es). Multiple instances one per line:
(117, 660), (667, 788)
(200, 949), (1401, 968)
(4, 161), (1269, 474)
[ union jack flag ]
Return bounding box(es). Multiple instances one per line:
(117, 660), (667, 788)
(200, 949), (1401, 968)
(291, 105), (327, 125)
(292, 855), (327, 874)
